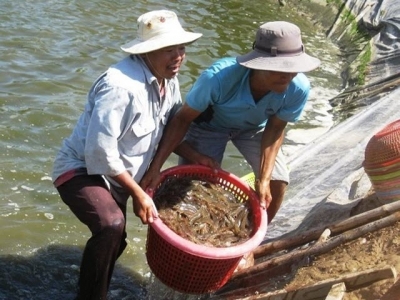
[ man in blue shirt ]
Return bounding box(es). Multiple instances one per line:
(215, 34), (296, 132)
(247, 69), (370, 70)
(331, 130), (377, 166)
(142, 21), (320, 224)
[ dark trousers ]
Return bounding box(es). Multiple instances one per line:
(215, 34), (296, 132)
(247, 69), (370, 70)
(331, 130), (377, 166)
(57, 175), (128, 300)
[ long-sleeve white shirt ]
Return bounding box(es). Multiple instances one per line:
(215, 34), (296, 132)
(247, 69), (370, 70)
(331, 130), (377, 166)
(52, 55), (182, 187)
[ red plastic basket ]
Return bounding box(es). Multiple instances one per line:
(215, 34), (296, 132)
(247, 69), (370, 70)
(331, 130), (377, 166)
(146, 165), (268, 294)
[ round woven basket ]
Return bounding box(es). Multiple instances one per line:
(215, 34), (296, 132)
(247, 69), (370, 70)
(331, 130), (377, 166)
(146, 165), (268, 294)
(363, 119), (400, 202)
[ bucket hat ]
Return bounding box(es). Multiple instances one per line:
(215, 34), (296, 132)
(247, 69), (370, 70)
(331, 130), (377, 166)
(237, 21), (320, 73)
(121, 10), (202, 54)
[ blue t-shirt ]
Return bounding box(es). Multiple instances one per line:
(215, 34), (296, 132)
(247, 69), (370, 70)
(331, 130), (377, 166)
(185, 57), (310, 132)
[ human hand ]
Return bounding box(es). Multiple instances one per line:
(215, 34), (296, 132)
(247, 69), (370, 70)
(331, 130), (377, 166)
(195, 154), (220, 170)
(132, 192), (158, 224)
(140, 168), (161, 194)
(255, 179), (272, 210)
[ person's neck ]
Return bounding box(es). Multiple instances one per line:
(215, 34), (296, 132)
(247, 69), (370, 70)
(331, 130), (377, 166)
(250, 70), (270, 102)
(159, 79), (165, 98)
(142, 54), (166, 95)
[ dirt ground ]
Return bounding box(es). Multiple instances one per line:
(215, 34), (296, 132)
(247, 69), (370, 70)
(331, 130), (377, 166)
(149, 189), (400, 300)
(283, 191), (400, 300)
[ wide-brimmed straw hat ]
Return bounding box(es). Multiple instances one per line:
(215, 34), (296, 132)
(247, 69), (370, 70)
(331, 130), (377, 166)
(237, 21), (320, 73)
(121, 10), (202, 54)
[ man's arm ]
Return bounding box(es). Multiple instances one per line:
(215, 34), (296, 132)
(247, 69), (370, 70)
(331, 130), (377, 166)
(140, 103), (201, 190)
(111, 171), (157, 224)
(151, 103), (200, 168)
(257, 115), (287, 208)
(173, 140), (221, 169)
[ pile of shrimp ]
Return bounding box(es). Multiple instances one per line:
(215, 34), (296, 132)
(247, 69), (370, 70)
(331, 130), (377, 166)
(153, 176), (253, 247)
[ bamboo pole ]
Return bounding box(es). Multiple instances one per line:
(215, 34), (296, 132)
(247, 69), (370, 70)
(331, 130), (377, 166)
(214, 266), (396, 300)
(253, 200), (400, 259)
(213, 211), (400, 297)
(233, 211), (400, 281)
(326, 282), (346, 300)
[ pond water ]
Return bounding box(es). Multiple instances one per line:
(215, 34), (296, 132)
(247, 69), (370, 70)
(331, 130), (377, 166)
(0, 0), (344, 299)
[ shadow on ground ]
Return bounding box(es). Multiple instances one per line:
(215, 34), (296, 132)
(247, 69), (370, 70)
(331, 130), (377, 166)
(0, 244), (147, 300)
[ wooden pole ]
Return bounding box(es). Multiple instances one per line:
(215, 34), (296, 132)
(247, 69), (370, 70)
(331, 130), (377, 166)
(233, 211), (400, 281)
(253, 200), (400, 259)
(213, 266), (396, 300)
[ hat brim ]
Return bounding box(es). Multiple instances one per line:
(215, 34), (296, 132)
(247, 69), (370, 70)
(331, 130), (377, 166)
(121, 31), (202, 54)
(237, 49), (321, 73)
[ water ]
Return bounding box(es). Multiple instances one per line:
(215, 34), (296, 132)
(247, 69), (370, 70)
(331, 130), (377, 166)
(0, 0), (343, 299)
